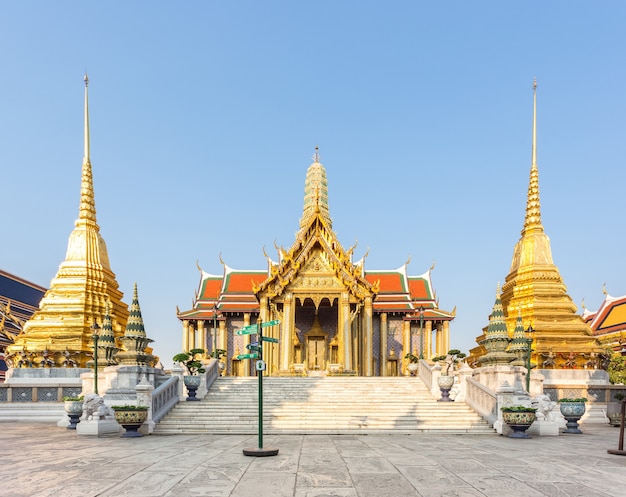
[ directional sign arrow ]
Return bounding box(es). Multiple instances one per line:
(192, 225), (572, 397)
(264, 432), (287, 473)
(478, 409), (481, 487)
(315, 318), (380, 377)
(246, 344), (261, 352)
(236, 353), (259, 360)
(261, 319), (280, 327)
(236, 328), (257, 336)
(261, 336), (279, 343)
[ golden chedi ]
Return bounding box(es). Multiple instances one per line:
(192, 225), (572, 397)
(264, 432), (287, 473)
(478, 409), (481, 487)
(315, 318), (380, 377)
(6, 75), (129, 368)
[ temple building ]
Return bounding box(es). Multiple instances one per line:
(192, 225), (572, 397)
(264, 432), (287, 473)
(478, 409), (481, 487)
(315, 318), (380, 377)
(470, 80), (602, 369)
(5, 76), (130, 369)
(583, 289), (626, 355)
(0, 269), (46, 380)
(178, 150), (455, 377)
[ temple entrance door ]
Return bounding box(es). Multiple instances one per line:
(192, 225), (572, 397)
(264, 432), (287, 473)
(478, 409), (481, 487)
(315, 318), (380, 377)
(306, 336), (325, 371)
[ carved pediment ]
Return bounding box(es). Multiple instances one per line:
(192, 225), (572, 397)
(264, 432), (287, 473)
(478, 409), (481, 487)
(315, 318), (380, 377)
(301, 252), (333, 274)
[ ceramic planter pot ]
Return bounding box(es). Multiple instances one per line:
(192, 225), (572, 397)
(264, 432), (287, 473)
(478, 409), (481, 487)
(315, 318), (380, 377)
(183, 375), (202, 401)
(113, 408), (148, 437)
(437, 375), (455, 402)
(559, 402), (586, 434)
(502, 410), (536, 438)
(64, 400), (83, 429)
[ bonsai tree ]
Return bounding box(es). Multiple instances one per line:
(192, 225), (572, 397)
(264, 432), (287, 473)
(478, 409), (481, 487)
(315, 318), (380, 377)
(432, 349), (467, 376)
(210, 348), (227, 359)
(404, 352), (419, 364)
(173, 348), (206, 375)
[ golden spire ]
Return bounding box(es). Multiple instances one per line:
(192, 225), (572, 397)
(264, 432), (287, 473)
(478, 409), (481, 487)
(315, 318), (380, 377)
(5, 75), (129, 368)
(300, 147), (331, 229)
(522, 77), (542, 234)
(84, 73), (90, 163)
(79, 73), (97, 224)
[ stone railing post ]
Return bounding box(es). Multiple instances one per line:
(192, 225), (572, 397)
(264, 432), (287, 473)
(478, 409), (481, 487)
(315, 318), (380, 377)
(431, 363), (442, 398)
(454, 362), (473, 402)
(172, 364), (185, 400)
(494, 380), (517, 435)
(136, 375), (155, 435)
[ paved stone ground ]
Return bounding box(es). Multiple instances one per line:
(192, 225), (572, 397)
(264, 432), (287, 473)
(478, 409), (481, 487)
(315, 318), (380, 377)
(1, 423), (625, 497)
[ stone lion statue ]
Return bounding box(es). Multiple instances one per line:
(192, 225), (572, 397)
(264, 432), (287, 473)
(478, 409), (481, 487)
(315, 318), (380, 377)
(531, 394), (559, 422)
(83, 393), (115, 420)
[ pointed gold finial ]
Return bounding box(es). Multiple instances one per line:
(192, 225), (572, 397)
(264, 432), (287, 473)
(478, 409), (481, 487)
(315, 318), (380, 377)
(78, 73), (97, 224)
(312, 146), (320, 163)
(522, 77), (542, 234)
(602, 283), (607, 295)
(532, 77), (537, 168)
(581, 298), (586, 310)
(84, 72), (90, 163)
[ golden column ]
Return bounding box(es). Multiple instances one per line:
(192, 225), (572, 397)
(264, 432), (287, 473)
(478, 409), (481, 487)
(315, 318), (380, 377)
(402, 320), (411, 375)
(380, 313), (388, 376)
(182, 320), (189, 352)
(189, 322), (196, 350)
(281, 293), (293, 372)
(364, 297), (373, 376)
(219, 321), (226, 351)
(435, 326), (442, 356)
(341, 292), (351, 371)
(443, 321), (450, 353)
(424, 320), (433, 359)
(197, 320), (205, 353)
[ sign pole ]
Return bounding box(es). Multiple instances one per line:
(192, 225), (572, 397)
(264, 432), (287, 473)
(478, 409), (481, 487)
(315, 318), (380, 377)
(243, 316), (279, 457)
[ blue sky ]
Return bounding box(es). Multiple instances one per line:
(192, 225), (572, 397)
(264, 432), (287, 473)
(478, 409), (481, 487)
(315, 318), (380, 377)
(2, 2), (625, 366)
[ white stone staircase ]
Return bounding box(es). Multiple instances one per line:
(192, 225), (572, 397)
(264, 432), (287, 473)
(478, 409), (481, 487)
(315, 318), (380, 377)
(155, 376), (494, 435)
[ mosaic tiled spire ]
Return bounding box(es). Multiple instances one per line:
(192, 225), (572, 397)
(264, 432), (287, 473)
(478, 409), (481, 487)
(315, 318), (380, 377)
(508, 311), (528, 366)
(124, 283), (146, 338)
(115, 283), (155, 366)
(300, 146), (331, 229)
(98, 301), (119, 366)
(478, 285), (514, 365)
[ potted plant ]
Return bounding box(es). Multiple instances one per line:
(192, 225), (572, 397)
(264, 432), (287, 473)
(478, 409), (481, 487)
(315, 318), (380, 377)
(63, 395), (84, 430)
(501, 405), (537, 438)
(404, 352), (419, 375)
(432, 349), (467, 402)
(558, 397), (587, 434)
(210, 348), (227, 374)
(111, 405), (149, 437)
(173, 348), (206, 401)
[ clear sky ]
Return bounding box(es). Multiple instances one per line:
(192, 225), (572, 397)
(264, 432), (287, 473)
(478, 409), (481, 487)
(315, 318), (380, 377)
(2, 2), (625, 367)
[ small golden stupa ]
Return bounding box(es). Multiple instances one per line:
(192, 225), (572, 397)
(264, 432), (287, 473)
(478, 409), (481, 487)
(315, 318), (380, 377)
(6, 75), (129, 368)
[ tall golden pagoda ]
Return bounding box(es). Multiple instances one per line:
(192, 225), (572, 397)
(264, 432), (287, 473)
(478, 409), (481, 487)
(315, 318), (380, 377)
(6, 75), (129, 368)
(499, 79), (602, 369)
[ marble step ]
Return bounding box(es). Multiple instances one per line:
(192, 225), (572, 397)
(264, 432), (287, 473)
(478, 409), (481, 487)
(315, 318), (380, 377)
(155, 376), (493, 435)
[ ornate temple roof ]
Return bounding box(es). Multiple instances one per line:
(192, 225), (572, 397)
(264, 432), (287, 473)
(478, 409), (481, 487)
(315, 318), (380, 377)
(178, 150), (455, 323)
(583, 291), (626, 337)
(0, 269), (46, 347)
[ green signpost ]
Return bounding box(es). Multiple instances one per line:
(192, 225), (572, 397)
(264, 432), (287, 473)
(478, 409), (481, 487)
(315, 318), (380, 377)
(237, 318), (280, 457)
